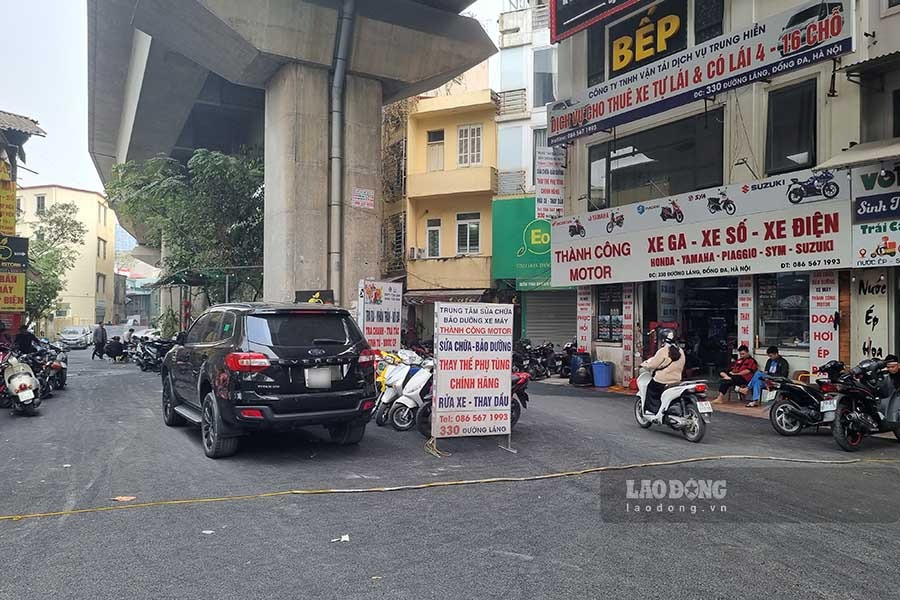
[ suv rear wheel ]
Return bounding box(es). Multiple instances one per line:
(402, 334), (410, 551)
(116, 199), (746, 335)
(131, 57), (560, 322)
(329, 421), (366, 445)
(201, 393), (239, 458)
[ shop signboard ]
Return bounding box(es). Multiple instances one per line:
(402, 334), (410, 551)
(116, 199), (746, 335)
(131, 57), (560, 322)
(621, 283), (635, 380)
(850, 269), (889, 365)
(607, 0), (687, 78)
(0, 162), (15, 236)
(548, 0), (854, 145)
(0, 236), (29, 270)
(809, 272), (839, 371)
(350, 187), (375, 210)
(432, 302), (514, 438)
(0, 272), (25, 312)
(492, 197), (555, 290)
(550, 0), (657, 43)
(356, 280), (402, 352)
(550, 168), (853, 286)
(535, 147), (565, 220)
(850, 163), (900, 268)
(576, 286), (592, 352)
(737, 276), (754, 350)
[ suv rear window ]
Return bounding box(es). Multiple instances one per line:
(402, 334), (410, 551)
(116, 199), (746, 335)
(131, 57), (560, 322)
(246, 313), (364, 347)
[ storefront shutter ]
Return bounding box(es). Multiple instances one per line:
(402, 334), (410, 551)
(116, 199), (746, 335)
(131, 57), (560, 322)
(524, 290), (578, 347)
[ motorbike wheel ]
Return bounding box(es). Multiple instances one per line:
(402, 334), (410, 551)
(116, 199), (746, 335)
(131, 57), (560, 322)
(823, 181), (839, 199)
(634, 398), (652, 429)
(22, 403), (37, 417)
(511, 397), (522, 429)
(0, 393), (11, 409)
(388, 403), (416, 431)
(681, 403), (706, 443)
(788, 187), (803, 204)
(832, 404), (864, 452)
(769, 398), (802, 436)
(894, 427), (900, 442)
(675, 212), (684, 223)
(606, 221), (614, 234)
(416, 403), (432, 438)
(724, 201), (736, 215)
(578, 227), (586, 238)
(57, 371), (67, 390)
(374, 402), (390, 427)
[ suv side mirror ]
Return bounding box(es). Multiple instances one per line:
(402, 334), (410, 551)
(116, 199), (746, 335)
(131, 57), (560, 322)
(175, 331), (187, 345)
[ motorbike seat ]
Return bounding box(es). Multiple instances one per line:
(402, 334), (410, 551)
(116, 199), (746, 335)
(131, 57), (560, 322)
(512, 374), (522, 385)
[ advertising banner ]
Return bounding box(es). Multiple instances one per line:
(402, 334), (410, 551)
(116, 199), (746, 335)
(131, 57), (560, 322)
(607, 0), (687, 78)
(737, 276), (754, 350)
(850, 163), (900, 268)
(356, 280), (402, 352)
(0, 272), (25, 312)
(0, 162), (15, 236)
(535, 147), (565, 220)
(0, 236), (29, 270)
(576, 286), (592, 352)
(432, 302), (514, 438)
(550, 0), (657, 43)
(850, 269), (889, 364)
(551, 169), (853, 286)
(548, 0), (853, 145)
(491, 197), (560, 290)
(621, 282), (635, 379)
(351, 187), (375, 210)
(809, 272), (839, 370)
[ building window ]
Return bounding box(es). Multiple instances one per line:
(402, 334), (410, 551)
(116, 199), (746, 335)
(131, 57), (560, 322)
(96, 273), (107, 295)
(893, 89), (900, 138)
(757, 273), (810, 350)
(427, 130), (444, 172)
(98, 203), (102, 222)
(103, 205), (108, 225)
(766, 79), (817, 175)
(426, 218), (441, 258)
(533, 48), (556, 108)
(499, 126), (523, 171)
(456, 212), (480, 254)
(458, 124), (482, 167)
(15, 197), (21, 213)
(694, 0), (724, 44)
(36, 195), (45, 215)
(587, 23), (605, 87)
(501, 46), (526, 90)
(98, 238), (107, 259)
(587, 109), (724, 211)
(533, 128), (547, 184)
(596, 285), (623, 343)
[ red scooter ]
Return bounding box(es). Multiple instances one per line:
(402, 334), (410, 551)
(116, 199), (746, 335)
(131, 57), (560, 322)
(660, 199), (684, 223)
(416, 371), (531, 438)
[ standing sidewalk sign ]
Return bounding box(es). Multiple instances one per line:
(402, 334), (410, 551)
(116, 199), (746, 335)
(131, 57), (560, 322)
(357, 280), (402, 352)
(737, 276), (754, 350)
(549, 0), (853, 145)
(535, 147), (565, 220)
(622, 283), (635, 381)
(433, 302), (514, 445)
(809, 272), (839, 371)
(576, 286), (592, 352)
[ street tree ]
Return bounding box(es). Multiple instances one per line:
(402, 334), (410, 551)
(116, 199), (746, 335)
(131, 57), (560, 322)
(106, 148), (264, 304)
(25, 202), (88, 326)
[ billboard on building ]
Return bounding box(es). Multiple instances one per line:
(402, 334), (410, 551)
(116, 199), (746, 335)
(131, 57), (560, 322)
(850, 163), (900, 268)
(0, 162), (15, 236)
(535, 147), (565, 220)
(0, 272), (26, 312)
(356, 279), (402, 352)
(607, 0), (687, 78)
(0, 236), (29, 270)
(550, 168), (853, 286)
(492, 197), (553, 290)
(550, 0), (657, 43)
(548, 0), (854, 145)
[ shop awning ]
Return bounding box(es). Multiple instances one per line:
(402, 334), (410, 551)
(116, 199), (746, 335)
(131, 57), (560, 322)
(403, 289), (487, 305)
(814, 137), (900, 172)
(840, 50), (900, 76)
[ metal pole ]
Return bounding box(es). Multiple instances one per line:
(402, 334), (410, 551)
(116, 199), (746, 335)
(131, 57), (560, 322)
(225, 274), (230, 303)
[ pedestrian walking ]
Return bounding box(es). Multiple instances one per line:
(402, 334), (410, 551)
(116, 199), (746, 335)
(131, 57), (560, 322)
(92, 323), (108, 360)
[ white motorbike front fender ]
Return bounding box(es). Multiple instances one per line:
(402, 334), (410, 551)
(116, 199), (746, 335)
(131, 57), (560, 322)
(394, 396), (419, 410)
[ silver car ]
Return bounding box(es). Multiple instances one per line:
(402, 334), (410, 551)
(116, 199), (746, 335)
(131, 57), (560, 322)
(58, 326), (92, 350)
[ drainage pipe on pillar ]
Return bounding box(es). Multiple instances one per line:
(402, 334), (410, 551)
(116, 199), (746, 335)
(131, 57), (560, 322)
(329, 0), (356, 306)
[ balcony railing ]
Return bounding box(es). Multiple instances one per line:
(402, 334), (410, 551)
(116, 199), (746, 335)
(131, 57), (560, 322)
(497, 88), (528, 117)
(532, 5), (549, 29)
(498, 170), (527, 196)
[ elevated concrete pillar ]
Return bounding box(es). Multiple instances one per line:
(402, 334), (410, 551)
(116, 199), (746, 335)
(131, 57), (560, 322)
(264, 62), (330, 302)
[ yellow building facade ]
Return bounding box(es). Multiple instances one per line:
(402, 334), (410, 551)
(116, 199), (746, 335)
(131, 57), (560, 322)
(16, 185), (117, 334)
(405, 89), (498, 337)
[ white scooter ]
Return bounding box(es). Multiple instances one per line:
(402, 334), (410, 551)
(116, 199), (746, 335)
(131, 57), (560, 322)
(388, 358), (434, 431)
(373, 350), (424, 427)
(634, 368), (712, 442)
(4, 354), (41, 416)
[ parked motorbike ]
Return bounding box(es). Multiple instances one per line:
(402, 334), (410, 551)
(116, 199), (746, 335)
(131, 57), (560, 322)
(416, 371), (531, 438)
(569, 218), (586, 238)
(373, 349), (423, 426)
(136, 338), (175, 372)
(388, 358), (434, 431)
(37, 340), (67, 390)
(765, 360), (840, 435)
(634, 368), (711, 442)
(826, 358), (900, 452)
(660, 199), (684, 223)
(707, 190), (736, 215)
(555, 339), (577, 379)
(786, 170), (840, 204)
(606, 211), (624, 233)
(3, 352), (41, 416)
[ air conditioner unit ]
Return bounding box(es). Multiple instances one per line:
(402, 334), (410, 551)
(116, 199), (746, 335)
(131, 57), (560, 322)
(408, 247), (426, 260)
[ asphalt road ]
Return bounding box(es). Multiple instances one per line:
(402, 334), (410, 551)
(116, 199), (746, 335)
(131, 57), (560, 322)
(2, 352), (899, 599)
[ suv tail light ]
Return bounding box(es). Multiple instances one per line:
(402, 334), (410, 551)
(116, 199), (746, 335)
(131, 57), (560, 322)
(358, 349), (378, 368)
(225, 352), (270, 373)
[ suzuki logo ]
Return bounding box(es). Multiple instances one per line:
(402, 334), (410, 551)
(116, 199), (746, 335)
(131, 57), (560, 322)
(741, 185), (750, 194)
(308, 348), (326, 356)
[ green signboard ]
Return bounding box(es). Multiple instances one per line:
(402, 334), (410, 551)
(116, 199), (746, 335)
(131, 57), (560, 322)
(492, 197), (564, 290)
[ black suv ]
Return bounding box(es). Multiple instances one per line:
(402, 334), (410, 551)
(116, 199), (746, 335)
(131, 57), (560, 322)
(161, 303), (377, 458)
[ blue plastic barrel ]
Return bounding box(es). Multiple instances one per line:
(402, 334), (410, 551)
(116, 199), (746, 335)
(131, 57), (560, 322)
(592, 361), (613, 387)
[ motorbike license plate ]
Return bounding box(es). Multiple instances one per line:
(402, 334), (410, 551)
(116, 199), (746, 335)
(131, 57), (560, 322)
(820, 399), (837, 412)
(696, 400), (713, 414)
(305, 367), (332, 389)
(18, 389), (34, 401)
(765, 390), (777, 402)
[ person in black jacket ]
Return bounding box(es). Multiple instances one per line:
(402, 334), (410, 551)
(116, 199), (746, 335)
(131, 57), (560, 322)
(763, 346), (789, 378)
(14, 326), (40, 354)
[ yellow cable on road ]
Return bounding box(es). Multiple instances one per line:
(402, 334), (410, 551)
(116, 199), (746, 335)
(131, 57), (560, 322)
(2, 454), (899, 523)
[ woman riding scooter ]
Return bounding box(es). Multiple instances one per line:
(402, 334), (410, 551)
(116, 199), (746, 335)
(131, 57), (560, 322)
(640, 330), (685, 416)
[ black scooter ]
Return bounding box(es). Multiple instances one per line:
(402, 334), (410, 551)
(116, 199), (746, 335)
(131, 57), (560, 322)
(827, 359), (900, 452)
(765, 360), (841, 436)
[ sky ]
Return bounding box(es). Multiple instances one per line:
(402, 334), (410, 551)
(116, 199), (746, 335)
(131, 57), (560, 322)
(3, 0), (502, 195)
